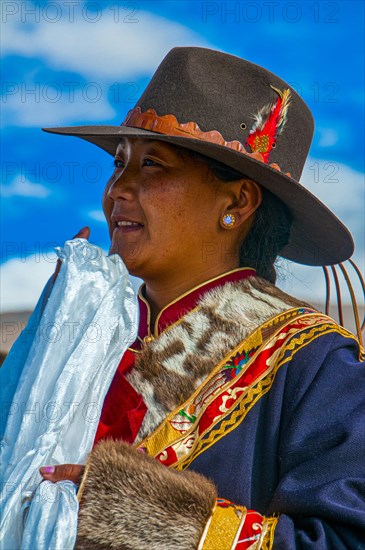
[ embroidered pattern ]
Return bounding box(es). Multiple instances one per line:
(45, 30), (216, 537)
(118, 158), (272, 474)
(137, 308), (350, 467)
(178, 322), (350, 470)
(198, 497), (270, 549)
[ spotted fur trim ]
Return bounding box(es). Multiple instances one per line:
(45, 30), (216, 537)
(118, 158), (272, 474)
(126, 276), (309, 443)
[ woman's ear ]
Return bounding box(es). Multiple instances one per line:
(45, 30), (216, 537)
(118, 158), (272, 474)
(220, 178), (262, 229)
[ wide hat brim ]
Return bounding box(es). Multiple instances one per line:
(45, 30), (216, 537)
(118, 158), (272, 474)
(42, 124), (354, 266)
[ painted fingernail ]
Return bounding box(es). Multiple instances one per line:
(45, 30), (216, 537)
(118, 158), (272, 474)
(40, 466), (55, 474)
(72, 227), (86, 239)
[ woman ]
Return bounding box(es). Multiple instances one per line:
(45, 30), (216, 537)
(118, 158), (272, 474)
(37, 47), (364, 548)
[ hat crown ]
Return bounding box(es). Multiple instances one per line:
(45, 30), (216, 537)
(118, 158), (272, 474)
(137, 47), (314, 181)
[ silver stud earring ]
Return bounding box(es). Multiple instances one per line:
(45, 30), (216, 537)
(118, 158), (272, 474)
(221, 213), (236, 228)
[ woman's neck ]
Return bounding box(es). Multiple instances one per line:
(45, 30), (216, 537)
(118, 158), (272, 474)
(143, 263), (239, 327)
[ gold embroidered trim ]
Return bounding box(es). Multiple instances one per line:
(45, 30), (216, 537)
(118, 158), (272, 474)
(197, 501), (217, 550)
(261, 516), (279, 550)
(232, 508), (250, 548)
(198, 501), (247, 550)
(137, 288), (152, 340)
(127, 346), (141, 353)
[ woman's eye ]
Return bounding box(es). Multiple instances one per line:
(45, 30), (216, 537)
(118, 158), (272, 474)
(113, 159), (124, 169)
(143, 158), (159, 167)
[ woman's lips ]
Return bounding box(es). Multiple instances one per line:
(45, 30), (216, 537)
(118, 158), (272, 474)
(113, 223), (144, 234)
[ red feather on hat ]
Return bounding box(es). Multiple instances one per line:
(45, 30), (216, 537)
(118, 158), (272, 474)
(246, 86), (291, 163)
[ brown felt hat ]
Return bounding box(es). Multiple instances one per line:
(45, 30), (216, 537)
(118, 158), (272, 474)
(43, 46), (353, 266)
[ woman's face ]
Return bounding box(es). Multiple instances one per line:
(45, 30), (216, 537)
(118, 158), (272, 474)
(102, 138), (231, 281)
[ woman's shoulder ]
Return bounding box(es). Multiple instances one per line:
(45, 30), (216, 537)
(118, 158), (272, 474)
(199, 274), (312, 332)
(247, 277), (363, 357)
(200, 274), (363, 357)
(204, 274), (311, 312)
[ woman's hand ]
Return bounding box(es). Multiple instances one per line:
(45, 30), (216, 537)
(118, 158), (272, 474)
(53, 226), (91, 281)
(39, 464), (85, 485)
(40, 226), (91, 315)
(72, 226), (91, 240)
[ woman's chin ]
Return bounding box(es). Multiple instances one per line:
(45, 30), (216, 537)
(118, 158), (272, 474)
(108, 244), (143, 274)
(109, 240), (137, 258)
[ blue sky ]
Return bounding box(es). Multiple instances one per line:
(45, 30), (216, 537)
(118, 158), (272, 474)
(1, 0), (364, 312)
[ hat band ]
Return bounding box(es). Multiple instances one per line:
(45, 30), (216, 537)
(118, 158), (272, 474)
(121, 106), (290, 177)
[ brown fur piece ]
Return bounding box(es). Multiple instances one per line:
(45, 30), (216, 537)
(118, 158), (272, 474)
(75, 439), (217, 550)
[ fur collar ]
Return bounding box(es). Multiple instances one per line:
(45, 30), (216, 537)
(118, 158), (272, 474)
(126, 276), (309, 444)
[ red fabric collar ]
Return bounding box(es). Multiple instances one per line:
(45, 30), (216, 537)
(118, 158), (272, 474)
(130, 267), (256, 349)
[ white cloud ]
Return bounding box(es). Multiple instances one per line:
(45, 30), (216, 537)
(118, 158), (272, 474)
(0, 253), (142, 313)
(1, 175), (51, 198)
(301, 157), (364, 249)
(277, 158), (364, 314)
(1, 87), (116, 127)
(317, 128), (339, 147)
(1, 9), (212, 126)
(1, 9), (210, 80)
(0, 253), (57, 312)
(88, 210), (106, 222)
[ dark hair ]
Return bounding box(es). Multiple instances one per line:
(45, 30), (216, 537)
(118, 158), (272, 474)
(179, 147), (292, 284)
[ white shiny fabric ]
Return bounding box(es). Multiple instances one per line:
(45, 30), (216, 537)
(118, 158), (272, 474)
(21, 481), (79, 550)
(0, 239), (139, 549)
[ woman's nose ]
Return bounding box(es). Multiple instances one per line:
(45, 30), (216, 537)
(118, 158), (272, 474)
(107, 165), (138, 201)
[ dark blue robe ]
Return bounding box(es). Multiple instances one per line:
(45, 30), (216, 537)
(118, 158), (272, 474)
(189, 330), (365, 548)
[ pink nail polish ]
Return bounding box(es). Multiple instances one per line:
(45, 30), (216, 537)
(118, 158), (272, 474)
(41, 466), (55, 474)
